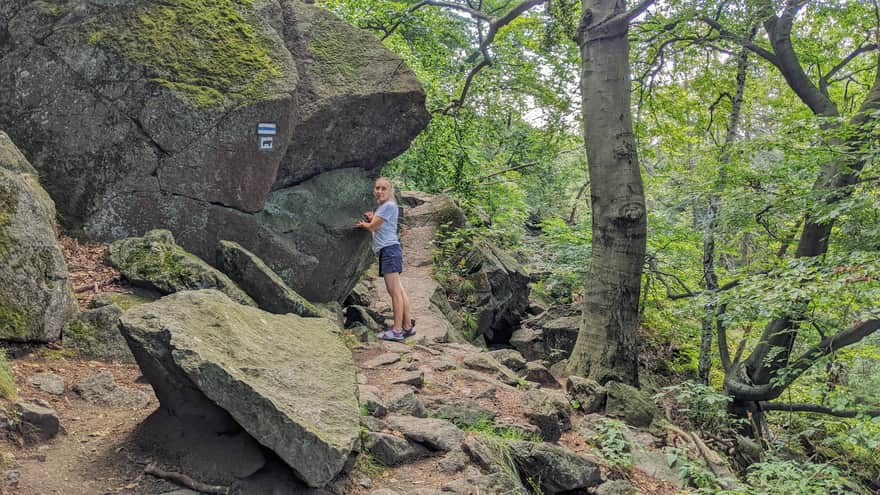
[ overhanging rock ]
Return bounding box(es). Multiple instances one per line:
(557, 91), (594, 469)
(0, 0), (429, 302)
(119, 290), (361, 487)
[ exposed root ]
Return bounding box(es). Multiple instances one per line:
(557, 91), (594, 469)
(144, 463), (229, 494)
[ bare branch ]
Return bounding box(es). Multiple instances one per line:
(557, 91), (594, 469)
(700, 17), (780, 68)
(379, 0), (490, 41)
(762, 402), (880, 418)
(432, 0), (547, 114)
(624, 0), (656, 23)
(824, 43), (879, 84)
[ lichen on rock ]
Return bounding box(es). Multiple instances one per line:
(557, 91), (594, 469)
(108, 229), (256, 306)
(89, 0), (282, 108)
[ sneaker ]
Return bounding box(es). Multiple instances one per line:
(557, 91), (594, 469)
(378, 329), (405, 342)
(403, 318), (416, 337)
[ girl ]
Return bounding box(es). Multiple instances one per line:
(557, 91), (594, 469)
(356, 177), (414, 341)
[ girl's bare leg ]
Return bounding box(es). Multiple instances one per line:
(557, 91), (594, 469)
(383, 272), (404, 330)
(398, 278), (412, 328)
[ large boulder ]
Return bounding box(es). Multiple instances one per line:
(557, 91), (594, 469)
(108, 230), (256, 306)
(62, 304), (136, 363)
(511, 304), (581, 364)
(461, 239), (530, 344)
(119, 290), (361, 487)
(508, 441), (603, 494)
(216, 240), (321, 317)
(0, 0), (429, 303)
(0, 131), (77, 341)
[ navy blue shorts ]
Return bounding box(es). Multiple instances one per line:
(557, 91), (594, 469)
(379, 243), (403, 276)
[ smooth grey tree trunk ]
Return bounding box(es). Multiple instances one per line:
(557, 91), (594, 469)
(566, 0), (647, 386)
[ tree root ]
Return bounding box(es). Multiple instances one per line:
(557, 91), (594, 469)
(144, 463), (229, 494)
(667, 425), (735, 490)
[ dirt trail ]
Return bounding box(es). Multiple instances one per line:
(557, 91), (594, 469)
(370, 193), (460, 344)
(2, 358), (175, 495)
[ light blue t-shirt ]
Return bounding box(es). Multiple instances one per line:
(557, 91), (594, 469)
(372, 201), (399, 252)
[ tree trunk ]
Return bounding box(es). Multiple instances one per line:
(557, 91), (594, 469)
(740, 59), (880, 390)
(566, 0), (646, 386)
(699, 38), (752, 384)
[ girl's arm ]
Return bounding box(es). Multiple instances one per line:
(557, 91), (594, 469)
(356, 214), (385, 232)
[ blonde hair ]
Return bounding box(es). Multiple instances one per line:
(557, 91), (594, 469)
(375, 176), (395, 194)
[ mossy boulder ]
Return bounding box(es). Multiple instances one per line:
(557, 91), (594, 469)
(0, 0), (428, 303)
(108, 230), (256, 306)
(119, 290), (360, 488)
(62, 304), (136, 363)
(0, 131), (77, 342)
(216, 240), (321, 317)
(604, 381), (657, 428)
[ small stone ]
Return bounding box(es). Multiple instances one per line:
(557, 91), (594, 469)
(359, 476), (373, 488)
(360, 416), (386, 432)
(391, 370), (424, 388)
(28, 372), (65, 395)
(13, 401), (60, 442)
(73, 372), (150, 409)
(565, 375), (606, 414)
(438, 448), (468, 473)
(523, 389), (571, 442)
(384, 415), (465, 452)
(488, 349), (526, 371)
(604, 381), (655, 427)
(363, 352), (401, 368)
(475, 387), (496, 399)
(386, 386), (427, 417)
(595, 480), (642, 495)
(363, 432), (430, 466)
(521, 361), (559, 388)
(359, 385), (387, 417)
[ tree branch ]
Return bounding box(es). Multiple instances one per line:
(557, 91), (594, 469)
(378, 0), (492, 40)
(823, 43), (879, 86)
(700, 17), (779, 68)
(761, 402), (880, 418)
(434, 0), (547, 114)
(726, 319), (880, 401)
(623, 0), (656, 23)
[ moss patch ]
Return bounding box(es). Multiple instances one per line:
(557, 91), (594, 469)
(0, 182), (19, 259)
(308, 17), (369, 85)
(0, 305), (31, 340)
(90, 0), (281, 108)
(64, 320), (95, 341)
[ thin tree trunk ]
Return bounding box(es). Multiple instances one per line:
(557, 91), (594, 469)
(566, 0), (647, 386)
(741, 62), (880, 389)
(699, 37), (752, 384)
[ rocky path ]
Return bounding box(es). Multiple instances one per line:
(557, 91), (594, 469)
(348, 192), (683, 495)
(369, 192), (462, 344)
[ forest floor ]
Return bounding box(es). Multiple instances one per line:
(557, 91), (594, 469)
(0, 216), (682, 494)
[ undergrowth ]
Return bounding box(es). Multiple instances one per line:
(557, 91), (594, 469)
(0, 348), (16, 399)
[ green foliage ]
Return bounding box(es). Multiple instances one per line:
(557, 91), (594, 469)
(0, 348), (17, 400)
(91, 0), (281, 108)
(314, 0), (880, 490)
(657, 381), (741, 434)
(588, 418), (633, 473)
(713, 458), (860, 495)
(666, 447), (725, 491)
(354, 453), (386, 477)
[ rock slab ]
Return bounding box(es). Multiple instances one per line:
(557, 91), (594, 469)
(0, 131), (77, 342)
(120, 290), (360, 487)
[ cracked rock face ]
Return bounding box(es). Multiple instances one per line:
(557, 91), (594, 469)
(0, 0), (429, 302)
